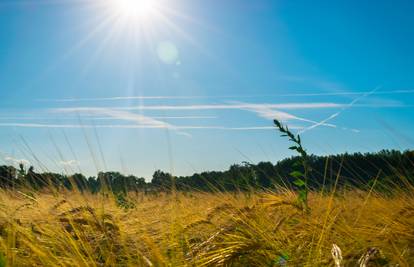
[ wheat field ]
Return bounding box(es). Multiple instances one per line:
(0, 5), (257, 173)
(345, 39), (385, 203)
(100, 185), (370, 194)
(0, 187), (413, 266)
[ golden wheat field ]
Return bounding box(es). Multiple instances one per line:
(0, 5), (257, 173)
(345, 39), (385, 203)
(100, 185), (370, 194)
(0, 188), (413, 267)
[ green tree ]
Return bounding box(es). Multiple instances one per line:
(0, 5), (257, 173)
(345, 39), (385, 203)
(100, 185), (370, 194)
(151, 170), (173, 191)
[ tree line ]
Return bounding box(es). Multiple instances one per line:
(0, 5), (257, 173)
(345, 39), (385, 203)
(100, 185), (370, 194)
(0, 149), (413, 194)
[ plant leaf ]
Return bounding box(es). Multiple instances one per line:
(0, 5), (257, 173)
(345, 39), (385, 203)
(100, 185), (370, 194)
(293, 179), (305, 187)
(290, 171), (303, 178)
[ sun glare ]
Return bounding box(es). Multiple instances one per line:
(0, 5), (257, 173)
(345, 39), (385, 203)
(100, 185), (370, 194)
(113, 0), (159, 22)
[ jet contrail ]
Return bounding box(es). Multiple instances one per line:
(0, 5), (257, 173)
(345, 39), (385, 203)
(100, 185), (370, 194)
(36, 89), (414, 102)
(299, 87), (382, 134)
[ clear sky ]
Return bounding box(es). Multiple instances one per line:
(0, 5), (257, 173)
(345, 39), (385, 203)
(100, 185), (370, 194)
(0, 0), (413, 179)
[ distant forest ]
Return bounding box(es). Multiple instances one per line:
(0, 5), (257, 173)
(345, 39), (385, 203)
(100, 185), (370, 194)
(1, 150), (413, 194)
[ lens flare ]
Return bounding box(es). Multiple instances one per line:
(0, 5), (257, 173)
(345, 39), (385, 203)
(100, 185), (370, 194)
(157, 41), (179, 64)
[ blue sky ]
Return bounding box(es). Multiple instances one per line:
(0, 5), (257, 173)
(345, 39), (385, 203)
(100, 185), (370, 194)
(0, 0), (413, 179)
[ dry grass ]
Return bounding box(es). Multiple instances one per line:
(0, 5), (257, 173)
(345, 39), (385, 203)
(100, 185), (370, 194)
(0, 189), (413, 266)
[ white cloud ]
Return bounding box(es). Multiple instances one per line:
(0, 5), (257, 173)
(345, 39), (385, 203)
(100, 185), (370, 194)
(50, 106), (318, 135)
(0, 102), (346, 133)
(5, 100), (384, 134)
(51, 108), (191, 137)
(4, 156), (30, 166)
(58, 160), (79, 167)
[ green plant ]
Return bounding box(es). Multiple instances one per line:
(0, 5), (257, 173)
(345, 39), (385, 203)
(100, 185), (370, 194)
(0, 252), (5, 267)
(274, 119), (310, 211)
(115, 193), (136, 209)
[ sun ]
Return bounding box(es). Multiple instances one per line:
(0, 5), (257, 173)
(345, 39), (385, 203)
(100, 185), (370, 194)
(112, 0), (159, 23)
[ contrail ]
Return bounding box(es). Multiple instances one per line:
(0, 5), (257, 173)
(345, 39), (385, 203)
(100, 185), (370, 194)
(299, 87), (382, 134)
(36, 89), (414, 102)
(0, 123), (301, 131)
(53, 102), (342, 112)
